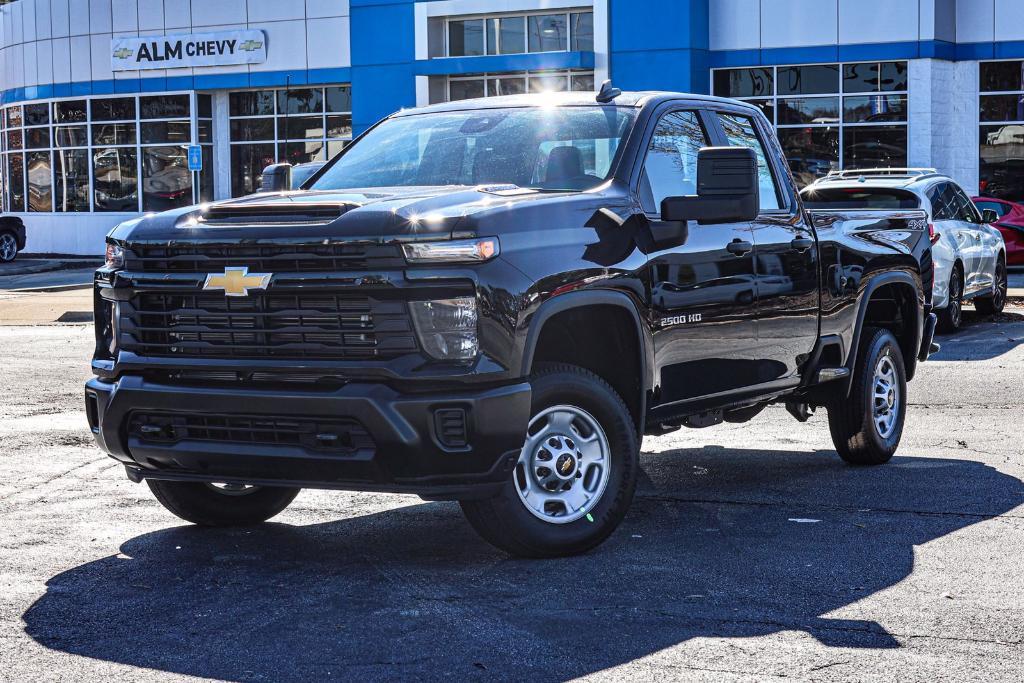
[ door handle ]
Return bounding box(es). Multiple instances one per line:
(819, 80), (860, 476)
(726, 240), (753, 256)
(790, 236), (814, 252)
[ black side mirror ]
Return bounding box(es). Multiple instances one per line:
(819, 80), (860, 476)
(660, 147), (760, 225)
(982, 208), (999, 224)
(259, 163), (293, 193)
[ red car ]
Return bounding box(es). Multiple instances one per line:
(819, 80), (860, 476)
(973, 196), (1024, 265)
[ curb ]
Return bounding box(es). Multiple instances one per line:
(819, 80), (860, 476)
(7, 283), (93, 294)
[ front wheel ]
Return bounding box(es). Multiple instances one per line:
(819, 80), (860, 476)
(826, 328), (907, 466)
(460, 364), (639, 558)
(975, 258), (1007, 315)
(147, 480), (300, 526)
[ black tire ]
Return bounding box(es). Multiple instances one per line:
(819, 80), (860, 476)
(936, 267), (964, 333)
(460, 364), (639, 558)
(146, 480), (300, 526)
(827, 328), (907, 466)
(975, 257), (1007, 316)
(0, 231), (18, 263)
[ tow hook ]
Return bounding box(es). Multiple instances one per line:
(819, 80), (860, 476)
(786, 402), (815, 423)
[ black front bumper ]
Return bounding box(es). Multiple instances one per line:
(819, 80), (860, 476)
(85, 375), (531, 500)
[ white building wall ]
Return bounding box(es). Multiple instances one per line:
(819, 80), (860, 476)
(0, 0), (352, 92)
(710, 0), (955, 50)
(0, 0), (354, 255)
(909, 59), (979, 194)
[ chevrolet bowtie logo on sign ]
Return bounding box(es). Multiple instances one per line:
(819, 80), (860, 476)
(111, 30), (267, 72)
(203, 267), (272, 297)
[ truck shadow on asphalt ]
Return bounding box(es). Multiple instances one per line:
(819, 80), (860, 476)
(22, 448), (1024, 681)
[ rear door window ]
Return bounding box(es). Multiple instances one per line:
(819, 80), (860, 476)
(928, 183), (959, 221)
(950, 186), (982, 224)
(715, 113), (782, 211)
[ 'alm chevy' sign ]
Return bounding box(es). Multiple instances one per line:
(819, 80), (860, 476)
(111, 30), (267, 71)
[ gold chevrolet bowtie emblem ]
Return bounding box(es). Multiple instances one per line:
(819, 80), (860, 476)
(203, 267), (272, 297)
(113, 48), (133, 60)
(240, 40), (264, 52)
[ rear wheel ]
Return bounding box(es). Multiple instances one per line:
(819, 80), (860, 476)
(826, 328), (907, 466)
(460, 364), (639, 558)
(0, 232), (18, 262)
(936, 268), (963, 333)
(975, 258), (1007, 315)
(146, 480), (300, 526)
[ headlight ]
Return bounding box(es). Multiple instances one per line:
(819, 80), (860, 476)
(409, 297), (479, 360)
(402, 237), (499, 264)
(104, 242), (125, 270)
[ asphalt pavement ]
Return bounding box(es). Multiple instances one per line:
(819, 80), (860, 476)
(1, 308), (1023, 681)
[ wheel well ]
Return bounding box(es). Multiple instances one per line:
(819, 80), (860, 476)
(530, 305), (643, 429)
(861, 282), (919, 372)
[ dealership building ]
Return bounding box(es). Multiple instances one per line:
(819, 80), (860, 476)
(0, 0), (1023, 254)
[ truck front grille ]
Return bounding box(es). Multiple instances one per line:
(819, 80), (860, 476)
(119, 292), (417, 359)
(129, 412), (374, 454)
(125, 243), (405, 273)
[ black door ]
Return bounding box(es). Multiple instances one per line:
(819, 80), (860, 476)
(714, 112), (819, 384)
(640, 109), (760, 405)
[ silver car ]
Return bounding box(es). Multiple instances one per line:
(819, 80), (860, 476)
(801, 169), (1008, 332)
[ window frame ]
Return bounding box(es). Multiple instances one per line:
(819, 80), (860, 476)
(444, 8), (594, 58)
(711, 61), (910, 187)
(227, 85), (353, 197)
(446, 69), (595, 102)
(0, 91), (213, 214)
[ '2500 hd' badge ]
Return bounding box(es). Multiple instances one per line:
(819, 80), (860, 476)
(659, 313), (702, 327)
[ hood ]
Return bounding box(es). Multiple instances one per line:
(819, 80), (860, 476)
(110, 185), (571, 246)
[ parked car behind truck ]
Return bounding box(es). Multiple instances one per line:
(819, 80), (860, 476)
(87, 87), (936, 557)
(802, 169), (1007, 332)
(0, 215), (26, 262)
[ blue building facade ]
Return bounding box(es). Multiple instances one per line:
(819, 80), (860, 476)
(1, 0), (1023, 253)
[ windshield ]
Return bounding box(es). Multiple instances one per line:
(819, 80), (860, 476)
(310, 107), (636, 192)
(801, 187), (921, 210)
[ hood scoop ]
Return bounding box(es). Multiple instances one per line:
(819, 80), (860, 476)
(198, 202), (355, 227)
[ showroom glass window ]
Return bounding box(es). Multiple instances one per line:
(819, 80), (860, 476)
(979, 61), (1024, 201)
(0, 93), (212, 213)
(228, 85), (352, 197)
(446, 9), (593, 56)
(713, 61), (908, 187)
(446, 10), (593, 56)
(447, 70), (595, 102)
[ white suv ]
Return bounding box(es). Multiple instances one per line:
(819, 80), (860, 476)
(801, 169), (1008, 332)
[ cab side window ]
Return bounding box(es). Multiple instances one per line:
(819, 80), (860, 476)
(715, 113), (782, 211)
(640, 110), (707, 215)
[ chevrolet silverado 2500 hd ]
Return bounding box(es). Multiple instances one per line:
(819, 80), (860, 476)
(87, 85), (936, 557)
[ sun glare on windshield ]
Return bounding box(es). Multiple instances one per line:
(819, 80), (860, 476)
(311, 106), (636, 193)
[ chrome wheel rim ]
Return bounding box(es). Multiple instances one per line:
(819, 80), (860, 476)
(205, 482), (260, 497)
(872, 355), (900, 439)
(0, 234), (16, 261)
(515, 405), (611, 525)
(994, 263), (1007, 309)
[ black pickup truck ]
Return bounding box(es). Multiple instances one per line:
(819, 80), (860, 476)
(87, 86), (936, 557)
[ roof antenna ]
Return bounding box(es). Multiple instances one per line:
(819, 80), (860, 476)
(596, 80), (621, 104)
